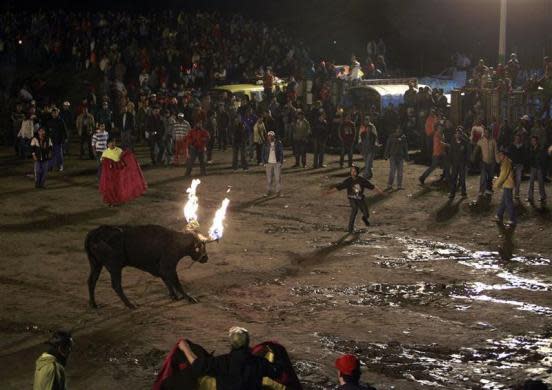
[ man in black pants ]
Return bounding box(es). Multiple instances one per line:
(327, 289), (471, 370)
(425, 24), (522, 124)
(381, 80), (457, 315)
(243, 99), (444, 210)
(327, 166), (384, 233)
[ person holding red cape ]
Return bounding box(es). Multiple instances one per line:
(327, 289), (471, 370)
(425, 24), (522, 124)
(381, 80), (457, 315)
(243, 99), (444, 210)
(99, 137), (147, 206)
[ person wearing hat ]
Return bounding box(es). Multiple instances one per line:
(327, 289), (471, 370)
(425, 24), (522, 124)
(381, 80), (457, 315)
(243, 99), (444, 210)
(326, 165), (385, 233)
(261, 130), (284, 196)
(312, 109), (329, 168)
(493, 148), (516, 226)
(33, 330), (73, 390)
(176, 327), (282, 389)
(171, 113), (191, 166)
(335, 354), (375, 389)
(231, 114), (249, 171)
(30, 127), (53, 189)
(448, 126), (470, 198)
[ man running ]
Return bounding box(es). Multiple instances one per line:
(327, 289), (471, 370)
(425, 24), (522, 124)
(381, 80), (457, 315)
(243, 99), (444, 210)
(326, 165), (385, 233)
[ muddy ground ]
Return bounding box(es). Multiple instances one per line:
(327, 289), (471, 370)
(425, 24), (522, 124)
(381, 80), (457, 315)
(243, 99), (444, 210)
(0, 144), (551, 390)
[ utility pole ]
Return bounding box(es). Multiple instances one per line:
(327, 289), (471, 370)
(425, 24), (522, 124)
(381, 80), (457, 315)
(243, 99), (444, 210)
(498, 0), (507, 64)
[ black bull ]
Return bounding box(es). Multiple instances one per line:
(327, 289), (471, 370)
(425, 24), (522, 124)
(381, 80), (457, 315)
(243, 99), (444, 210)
(85, 225), (209, 309)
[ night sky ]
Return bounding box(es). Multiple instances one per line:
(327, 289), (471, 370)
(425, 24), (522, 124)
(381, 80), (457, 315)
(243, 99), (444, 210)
(2, 0), (550, 73)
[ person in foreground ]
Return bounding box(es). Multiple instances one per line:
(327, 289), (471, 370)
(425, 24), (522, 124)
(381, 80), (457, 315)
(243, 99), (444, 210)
(176, 327), (283, 389)
(33, 331), (73, 390)
(99, 137), (147, 206)
(326, 165), (385, 233)
(335, 354), (376, 390)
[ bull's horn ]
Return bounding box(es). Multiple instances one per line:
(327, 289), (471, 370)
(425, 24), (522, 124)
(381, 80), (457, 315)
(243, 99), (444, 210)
(204, 238), (219, 244)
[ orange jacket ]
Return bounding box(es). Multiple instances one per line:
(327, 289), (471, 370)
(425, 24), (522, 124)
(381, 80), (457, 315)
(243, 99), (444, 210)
(425, 114), (436, 136)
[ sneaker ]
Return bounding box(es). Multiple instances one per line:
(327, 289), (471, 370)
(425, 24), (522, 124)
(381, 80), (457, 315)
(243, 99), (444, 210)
(448, 193), (455, 199)
(397, 186), (404, 190)
(263, 192), (271, 197)
(321, 164), (327, 168)
(362, 216), (370, 226)
(492, 215), (503, 223)
(484, 190), (492, 195)
(461, 193), (467, 198)
(384, 186), (393, 192)
(207, 160), (213, 164)
(418, 177), (425, 185)
(59, 166), (64, 172)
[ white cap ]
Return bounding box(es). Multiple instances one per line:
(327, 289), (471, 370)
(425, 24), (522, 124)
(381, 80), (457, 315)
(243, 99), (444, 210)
(267, 131), (275, 136)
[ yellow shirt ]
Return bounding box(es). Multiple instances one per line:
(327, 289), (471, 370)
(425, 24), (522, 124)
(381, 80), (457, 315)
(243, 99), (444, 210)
(494, 157), (515, 190)
(101, 147), (123, 162)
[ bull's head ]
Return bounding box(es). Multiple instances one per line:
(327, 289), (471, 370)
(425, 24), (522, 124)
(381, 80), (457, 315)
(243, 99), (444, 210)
(191, 232), (214, 263)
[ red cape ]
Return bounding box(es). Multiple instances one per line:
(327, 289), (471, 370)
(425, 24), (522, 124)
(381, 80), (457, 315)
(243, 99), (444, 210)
(99, 150), (147, 205)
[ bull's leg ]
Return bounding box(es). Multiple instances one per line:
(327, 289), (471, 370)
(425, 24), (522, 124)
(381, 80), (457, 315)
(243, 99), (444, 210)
(87, 262), (103, 309)
(160, 274), (178, 300)
(169, 272), (198, 304)
(108, 269), (136, 309)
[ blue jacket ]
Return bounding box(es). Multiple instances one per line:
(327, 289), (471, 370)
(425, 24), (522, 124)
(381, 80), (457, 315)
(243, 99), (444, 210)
(261, 140), (284, 164)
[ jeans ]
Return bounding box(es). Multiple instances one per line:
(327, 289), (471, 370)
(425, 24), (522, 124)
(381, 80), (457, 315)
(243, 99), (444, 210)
(50, 143), (64, 170)
(420, 155), (447, 182)
(232, 143), (248, 170)
(149, 137), (165, 164)
(254, 143), (263, 165)
(479, 162), (495, 194)
(294, 139), (308, 167)
(449, 164), (467, 196)
(388, 157), (404, 188)
(363, 150), (375, 179)
(313, 137), (326, 168)
(340, 143), (354, 167)
(185, 147), (206, 176)
(513, 164), (523, 198)
(348, 198), (369, 232)
(528, 167), (547, 201)
(265, 162), (282, 193)
(34, 160), (49, 187)
(497, 188), (516, 224)
(218, 127), (228, 150)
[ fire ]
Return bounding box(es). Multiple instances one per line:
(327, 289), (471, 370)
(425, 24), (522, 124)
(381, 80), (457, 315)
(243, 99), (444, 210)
(183, 179), (201, 224)
(208, 198), (230, 240)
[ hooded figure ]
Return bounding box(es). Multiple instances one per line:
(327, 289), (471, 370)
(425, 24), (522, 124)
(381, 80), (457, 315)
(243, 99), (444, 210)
(33, 331), (73, 390)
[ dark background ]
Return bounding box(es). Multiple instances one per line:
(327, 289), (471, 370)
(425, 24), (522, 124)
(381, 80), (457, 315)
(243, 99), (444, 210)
(2, 0), (551, 74)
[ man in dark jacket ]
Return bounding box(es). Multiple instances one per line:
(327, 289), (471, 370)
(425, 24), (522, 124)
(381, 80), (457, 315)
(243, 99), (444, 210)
(146, 107), (166, 165)
(261, 131), (284, 196)
(115, 105), (135, 150)
(312, 109), (329, 168)
(335, 354), (376, 390)
(448, 127), (470, 198)
(47, 107), (67, 171)
(177, 327), (281, 390)
(527, 135), (548, 204)
(509, 133), (526, 200)
(33, 330), (73, 390)
(327, 166), (384, 233)
(231, 115), (248, 171)
(384, 127), (408, 190)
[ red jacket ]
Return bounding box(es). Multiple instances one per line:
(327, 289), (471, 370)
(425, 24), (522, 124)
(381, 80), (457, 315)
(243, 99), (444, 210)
(185, 127), (210, 150)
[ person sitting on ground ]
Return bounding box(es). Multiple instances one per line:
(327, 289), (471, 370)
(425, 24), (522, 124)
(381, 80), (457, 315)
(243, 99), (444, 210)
(176, 326), (282, 390)
(33, 330), (73, 390)
(335, 354), (376, 390)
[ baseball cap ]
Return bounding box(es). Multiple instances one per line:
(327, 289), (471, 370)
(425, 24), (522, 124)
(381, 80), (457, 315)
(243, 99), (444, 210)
(267, 131), (275, 136)
(335, 354), (360, 375)
(177, 113), (185, 118)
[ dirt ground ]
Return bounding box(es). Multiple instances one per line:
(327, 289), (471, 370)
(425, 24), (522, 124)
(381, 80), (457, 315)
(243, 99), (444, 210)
(0, 144), (551, 390)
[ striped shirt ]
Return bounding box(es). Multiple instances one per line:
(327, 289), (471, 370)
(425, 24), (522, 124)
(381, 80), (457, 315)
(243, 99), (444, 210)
(92, 131), (109, 153)
(171, 120), (191, 140)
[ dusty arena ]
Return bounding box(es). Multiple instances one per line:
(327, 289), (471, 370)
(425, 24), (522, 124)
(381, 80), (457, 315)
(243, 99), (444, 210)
(1, 147), (551, 389)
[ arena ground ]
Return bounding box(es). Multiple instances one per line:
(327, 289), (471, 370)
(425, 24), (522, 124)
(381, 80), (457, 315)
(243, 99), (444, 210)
(0, 145), (551, 389)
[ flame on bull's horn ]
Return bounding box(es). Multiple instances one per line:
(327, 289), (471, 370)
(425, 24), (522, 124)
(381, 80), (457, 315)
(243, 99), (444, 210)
(183, 179), (201, 224)
(208, 198), (230, 240)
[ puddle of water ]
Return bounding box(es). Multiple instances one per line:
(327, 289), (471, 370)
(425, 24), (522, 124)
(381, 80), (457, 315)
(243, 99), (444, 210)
(317, 333), (552, 389)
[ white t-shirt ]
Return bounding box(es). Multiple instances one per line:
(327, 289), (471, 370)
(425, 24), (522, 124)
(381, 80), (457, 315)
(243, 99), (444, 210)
(268, 142), (277, 164)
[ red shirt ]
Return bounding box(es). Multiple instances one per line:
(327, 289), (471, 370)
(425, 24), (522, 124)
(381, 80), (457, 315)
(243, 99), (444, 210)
(185, 128), (210, 150)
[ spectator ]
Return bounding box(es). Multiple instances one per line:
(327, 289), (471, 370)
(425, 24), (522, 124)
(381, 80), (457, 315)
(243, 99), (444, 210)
(59, 101), (74, 155)
(335, 354), (376, 390)
(47, 107), (67, 172)
(253, 116), (267, 165)
(470, 119), (485, 145)
(312, 109), (329, 168)
(217, 105), (230, 151)
(10, 102), (25, 154)
(205, 110), (217, 163)
(76, 107), (95, 160)
(146, 107), (166, 165)
(292, 110), (311, 168)
(339, 113), (357, 168)
(92, 123), (109, 179)
(448, 127), (470, 198)
(184, 120), (209, 177)
(384, 127), (408, 191)
(419, 125), (448, 185)
(171, 113), (191, 166)
(261, 131), (284, 197)
(176, 327), (282, 389)
(476, 127), (498, 196)
(231, 115), (249, 172)
(510, 133), (526, 201)
(115, 104), (135, 150)
(494, 149), (516, 226)
(359, 115), (378, 179)
(33, 331), (73, 390)
(30, 128), (52, 189)
(96, 101), (113, 133)
(527, 136), (548, 204)
(424, 109), (437, 161)
(530, 120), (547, 148)
(17, 113), (36, 159)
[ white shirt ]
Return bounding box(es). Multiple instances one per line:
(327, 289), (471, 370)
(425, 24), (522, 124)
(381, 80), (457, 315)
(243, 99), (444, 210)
(268, 142), (277, 164)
